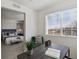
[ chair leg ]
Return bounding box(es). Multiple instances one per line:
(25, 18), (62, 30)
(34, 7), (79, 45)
(65, 56), (72, 59)
(68, 49), (70, 58)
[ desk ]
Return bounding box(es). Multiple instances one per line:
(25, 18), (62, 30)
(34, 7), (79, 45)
(17, 44), (70, 59)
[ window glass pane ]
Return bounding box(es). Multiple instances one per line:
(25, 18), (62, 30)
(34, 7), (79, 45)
(62, 8), (77, 36)
(72, 30), (77, 36)
(62, 8), (77, 29)
(48, 29), (61, 35)
(47, 12), (61, 35)
(46, 8), (77, 36)
(63, 30), (71, 35)
(71, 9), (77, 29)
(62, 10), (72, 28)
(48, 13), (60, 29)
(72, 21), (77, 29)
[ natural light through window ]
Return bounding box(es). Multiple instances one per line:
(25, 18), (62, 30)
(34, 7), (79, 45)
(45, 8), (77, 36)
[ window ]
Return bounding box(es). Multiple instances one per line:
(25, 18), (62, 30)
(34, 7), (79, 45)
(46, 8), (77, 36)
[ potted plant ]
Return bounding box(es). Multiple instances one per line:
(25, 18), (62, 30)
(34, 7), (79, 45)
(26, 41), (34, 55)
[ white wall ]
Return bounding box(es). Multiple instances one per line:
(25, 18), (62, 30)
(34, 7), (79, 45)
(37, 0), (77, 59)
(1, 8), (25, 29)
(1, 0), (37, 41)
(1, 8), (25, 21)
(1, 19), (16, 29)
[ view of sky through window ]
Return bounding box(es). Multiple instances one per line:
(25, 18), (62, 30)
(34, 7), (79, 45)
(48, 8), (77, 29)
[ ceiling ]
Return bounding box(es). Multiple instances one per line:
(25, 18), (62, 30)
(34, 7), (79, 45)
(10, 0), (63, 11)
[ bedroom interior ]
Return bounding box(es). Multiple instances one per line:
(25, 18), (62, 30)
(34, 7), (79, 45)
(1, 8), (25, 59)
(1, 8), (25, 45)
(1, 0), (77, 59)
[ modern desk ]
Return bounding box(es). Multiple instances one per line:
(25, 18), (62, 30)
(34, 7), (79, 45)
(17, 44), (70, 59)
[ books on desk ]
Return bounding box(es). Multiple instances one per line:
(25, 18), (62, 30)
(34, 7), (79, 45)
(45, 48), (61, 59)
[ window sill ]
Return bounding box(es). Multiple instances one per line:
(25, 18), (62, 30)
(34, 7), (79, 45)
(45, 34), (77, 38)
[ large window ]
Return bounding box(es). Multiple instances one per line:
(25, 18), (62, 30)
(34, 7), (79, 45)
(46, 8), (77, 36)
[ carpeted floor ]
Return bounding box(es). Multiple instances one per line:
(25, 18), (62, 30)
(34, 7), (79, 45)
(1, 42), (24, 59)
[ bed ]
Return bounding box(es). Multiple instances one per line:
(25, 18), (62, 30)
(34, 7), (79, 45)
(2, 29), (24, 45)
(5, 36), (24, 45)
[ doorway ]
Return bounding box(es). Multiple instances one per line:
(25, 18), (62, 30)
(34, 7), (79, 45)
(1, 7), (25, 59)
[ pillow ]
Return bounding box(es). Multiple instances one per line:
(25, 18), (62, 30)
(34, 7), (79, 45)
(9, 33), (15, 36)
(45, 48), (61, 59)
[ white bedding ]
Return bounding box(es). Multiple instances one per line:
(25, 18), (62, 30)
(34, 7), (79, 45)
(5, 36), (24, 45)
